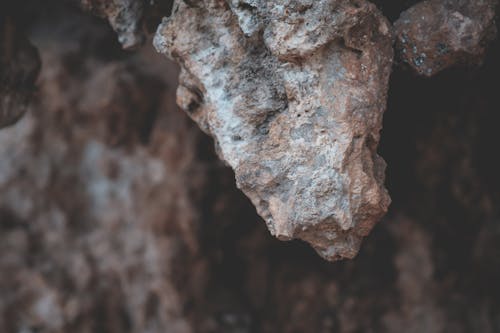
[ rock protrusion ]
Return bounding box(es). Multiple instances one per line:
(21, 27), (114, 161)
(155, 0), (393, 260)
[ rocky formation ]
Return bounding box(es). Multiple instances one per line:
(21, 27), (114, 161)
(155, 0), (393, 260)
(394, 0), (497, 76)
(76, 0), (174, 50)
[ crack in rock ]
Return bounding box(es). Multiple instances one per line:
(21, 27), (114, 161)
(154, 0), (393, 260)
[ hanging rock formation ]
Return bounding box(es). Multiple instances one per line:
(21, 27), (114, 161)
(394, 0), (497, 76)
(154, 0), (393, 260)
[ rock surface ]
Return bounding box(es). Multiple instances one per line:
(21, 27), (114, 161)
(155, 0), (393, 260)
(394, 0), (497, 76)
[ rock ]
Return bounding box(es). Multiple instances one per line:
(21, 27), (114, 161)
(0, 13), (40, 128)
(3, 1), (500, 332)
(154, 0), (393, 260)
(394, 0), (497, 76)
(0, 7), (208, 332)
(78, 0), (146, 49)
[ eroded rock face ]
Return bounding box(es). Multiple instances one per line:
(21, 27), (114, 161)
(0, 14), (40, 128)
(394, 0), (497, 76)
(154, 0), (393, 260)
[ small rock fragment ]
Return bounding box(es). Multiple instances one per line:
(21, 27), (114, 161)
(79, 0), (146, 49)
(155, 0), (393, 260)
(394, 0), (497, 76)
(0, 16), (41, 128)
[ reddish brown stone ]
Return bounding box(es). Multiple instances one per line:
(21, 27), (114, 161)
(394, 0), (497, 76)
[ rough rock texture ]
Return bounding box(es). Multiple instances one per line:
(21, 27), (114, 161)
(0, 9), (40, 128)
(394, 0), (497, 76)
(155, 0), (393, 260)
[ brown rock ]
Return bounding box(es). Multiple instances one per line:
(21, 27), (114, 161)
(154, 0), (393, 260)
(394, 0), (497, 76)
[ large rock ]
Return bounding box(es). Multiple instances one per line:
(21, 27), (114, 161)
(154, 0), (393, 260)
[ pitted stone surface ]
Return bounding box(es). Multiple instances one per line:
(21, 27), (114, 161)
(154, 0), (393, 260)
